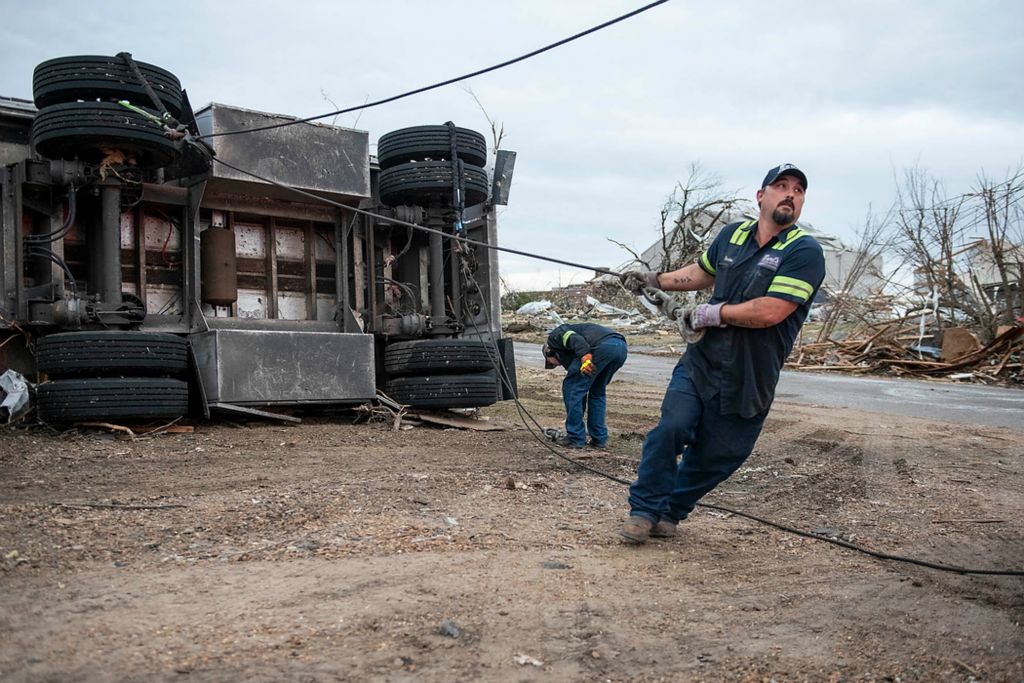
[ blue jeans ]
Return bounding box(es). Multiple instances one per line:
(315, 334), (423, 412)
(562, 337), (628, 446)
(628, 361), (767, 523)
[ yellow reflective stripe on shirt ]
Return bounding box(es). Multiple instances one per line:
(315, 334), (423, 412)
(768, 275), (814, 301)
(700, 250), (715, 274)
(728, 220), (756, 245)
(772, 228), (806, 250)
(561, 330), (576, 346)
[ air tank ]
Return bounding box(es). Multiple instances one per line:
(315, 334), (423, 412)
(200, 226), (238, 306)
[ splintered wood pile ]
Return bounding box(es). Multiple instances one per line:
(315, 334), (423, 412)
(789, 321), (1024, 385)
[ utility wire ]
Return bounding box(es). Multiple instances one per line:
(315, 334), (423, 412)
(213, 155), (1023, 578)
(212, 157), (620, 277)
(199, 0), (670, 139)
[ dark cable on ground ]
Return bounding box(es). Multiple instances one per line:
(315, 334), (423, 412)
(461, 269), (1024, 577)
(200, 0), (669, 139)
(214, 155), (1024, 578)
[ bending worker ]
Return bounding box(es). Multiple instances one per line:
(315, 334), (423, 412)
(618, 164), (825, 543)
(543, 323), (628, 449)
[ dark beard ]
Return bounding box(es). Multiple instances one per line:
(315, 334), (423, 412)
(771, 207), (795, 226)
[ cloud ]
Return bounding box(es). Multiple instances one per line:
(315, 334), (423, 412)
(1, 1), (1021, 287)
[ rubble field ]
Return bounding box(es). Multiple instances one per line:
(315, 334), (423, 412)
(1, 367), (1021, 682)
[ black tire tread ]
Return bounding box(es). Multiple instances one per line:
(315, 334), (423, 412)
(33, 55), (183, 116)
(37, 378), (189, 422)
(385, 372), (497, 409)
(378, 125), (487, 169)
(384, 339), (495, 376)
(378, 161), (488, 207)
(37, 331), (188, 376)
(31, 101), (179, 168)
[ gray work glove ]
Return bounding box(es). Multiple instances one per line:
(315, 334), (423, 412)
(677, 308), (706, 344)
(688, 302), (726, 329)
(620, 270), (659, 294)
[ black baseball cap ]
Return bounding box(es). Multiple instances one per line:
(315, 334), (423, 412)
(761, 163), (808, 190)
(542, 343), (559, 369)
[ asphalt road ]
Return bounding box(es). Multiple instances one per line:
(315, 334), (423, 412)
(514, 342), (1024, 430)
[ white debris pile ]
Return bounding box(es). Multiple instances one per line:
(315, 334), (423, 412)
(0, 369), (30, 423)
(506, 293), (685, 334)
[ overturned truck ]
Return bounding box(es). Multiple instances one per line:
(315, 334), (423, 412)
(0, 54), (517, 423)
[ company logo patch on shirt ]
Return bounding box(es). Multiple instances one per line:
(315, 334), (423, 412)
(722, 255), (735, 266)
(757, 254), (782, 271)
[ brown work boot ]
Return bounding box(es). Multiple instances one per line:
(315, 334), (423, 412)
(619, 516), (653, 544)
(651, 519), (677, 538)
(555, 435), (584, 449)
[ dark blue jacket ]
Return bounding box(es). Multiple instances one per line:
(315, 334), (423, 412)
(545, 323), (625, 368)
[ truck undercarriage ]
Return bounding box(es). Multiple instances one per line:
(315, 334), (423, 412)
(0, 54), (517, 423)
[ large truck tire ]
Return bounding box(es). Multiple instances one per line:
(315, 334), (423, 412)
(33, 55), (183, 117)
(378, 161), (488, 207)
(36, 331), (189, 378)
(383, 339), (496, 377)
(31, 101), (180, 169)
(37, 377), (190, 423)
(385, 372), (498, 409)
(377, 125), (487, 170)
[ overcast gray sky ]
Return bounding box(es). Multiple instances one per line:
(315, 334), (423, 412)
(2, 1), (1022, 290)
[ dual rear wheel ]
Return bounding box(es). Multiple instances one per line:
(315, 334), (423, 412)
(35, 331), (190, 423)
(383, 339), (499, 409)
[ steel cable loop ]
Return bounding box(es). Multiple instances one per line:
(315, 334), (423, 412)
(213, 155), (1023, 577)
(199, 0), (671, 139)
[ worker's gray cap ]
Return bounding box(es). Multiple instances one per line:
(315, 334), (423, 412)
(761, 163), (807, 190)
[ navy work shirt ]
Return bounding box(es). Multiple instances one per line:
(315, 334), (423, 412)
(546, 323), (625, 369)
(683, 219), (826, 417)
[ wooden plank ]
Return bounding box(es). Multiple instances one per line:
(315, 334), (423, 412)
(884, 359), (949, 367)
(413, 411), (506, 431)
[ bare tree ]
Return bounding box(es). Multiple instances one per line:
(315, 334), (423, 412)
(815, 204), (898, 342)
(965, 165), (1024, 329)
(892, 164), (1023, 339)
(463, 87), (506, 153)
(611, 163), (747, 273)
(892, 167), (974, 319)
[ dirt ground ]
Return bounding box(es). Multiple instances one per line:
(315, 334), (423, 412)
(1, 363), (1022, 682)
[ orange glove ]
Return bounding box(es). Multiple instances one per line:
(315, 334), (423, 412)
(580, 353), (595, 376)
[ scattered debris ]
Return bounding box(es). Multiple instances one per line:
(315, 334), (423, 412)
(0, 369), (29, 423)
(513, 653), (544, 667)
(53, 502), (188, 511)
(516, 300), (552, 315)
(788, 322), (1023, 384)
(439, 619), (461, 639)
(75, 422), (137, 439)
(414, 411), (506, 431)
(542, 560), (571, 570)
